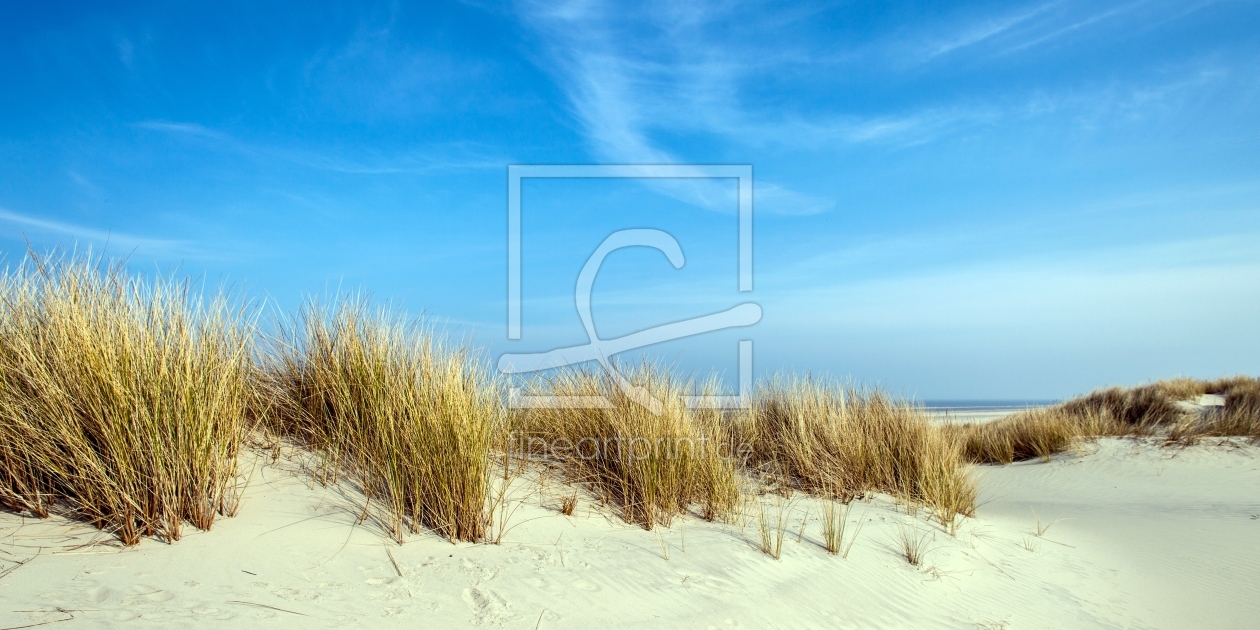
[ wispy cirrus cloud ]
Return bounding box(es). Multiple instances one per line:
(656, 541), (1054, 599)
(135, 120), (507, 174)
(920, 0), (1218, 59)
(0, 207), (191, 255)
(755, 183), (834, 216)
(134, 120), (228, 139)
(515, 0), (832, 215)
(925, 1), (1062, 58)
(1003, 0), (1152, 54)
(514, 0), (1245, 219)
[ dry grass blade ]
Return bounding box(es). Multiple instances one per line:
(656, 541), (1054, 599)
(385, 548), (403, 576)
(226, 600), (308, 616)
(1033, 510), (1069, 537)
(820, 495), (868, 558)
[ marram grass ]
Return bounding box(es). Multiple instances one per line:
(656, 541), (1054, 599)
(0, 253), (255, 544)
(954, 376), (1260, 465)
(512, 365), (742, 529)
(4, 251), (1257, 549)
(263, 297), (500, 543)
(736, 377), (977, 529)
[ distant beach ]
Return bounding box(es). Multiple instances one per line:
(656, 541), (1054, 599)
(922, 399), (1059, 423)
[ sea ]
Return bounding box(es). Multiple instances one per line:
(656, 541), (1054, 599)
(920, 399), (1058, 423)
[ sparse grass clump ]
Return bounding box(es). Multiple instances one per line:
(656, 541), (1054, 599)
(560, 491), (578, 516)
(820, 495), (865, 557)
(512, 365), (741, 529)
(264, 297), (499, 542)
(754, 495), (789, 559)
(736, 378), (977, 528)
(0, 253), (255, 544)
(894, 524), (933, 566)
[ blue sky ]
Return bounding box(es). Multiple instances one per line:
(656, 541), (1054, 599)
(2, 0), (1258, 399)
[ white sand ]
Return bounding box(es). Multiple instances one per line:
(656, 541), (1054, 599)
(2, 439), (1257, 629)
(924, 409), (1023, 424)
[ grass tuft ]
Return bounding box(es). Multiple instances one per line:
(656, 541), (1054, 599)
(737, 377), (977, 528)
(955, 377), (1260, 465)
(560, 491), (578, 516)
(0, 252), (255, 544)
(512, 364), (741, 529)
(263, 296), (500, 542)
(894, 524), (932, 566)
(820, 494), (866, 557)
(755, 495), (789, 559)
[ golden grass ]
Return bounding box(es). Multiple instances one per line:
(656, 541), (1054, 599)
(263, 296), (500, 542)
(736, 378), (977, 529)
(7, 252), (1253, 550)
(957, 407), (1103, 464)
(820, 496), (865, 557)
(956, 376), (1260, 464)
(1169, 377), (1260, 443)
(894, 524), (932, 566)
(754, 495), (789, 559)
(560, 491), (578, 516)
(511, 365), (742, 529)
(0, 253), (255, 544)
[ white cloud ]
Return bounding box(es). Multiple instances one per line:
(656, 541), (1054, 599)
(926, 1), (1062, 58)
(0, 207), (190, 255)
(1003, 0), (1150, 54)
(135, 120), (226, 139)
(516, 0), (831, 214)
(755, 182), (834, 216)
(135, 120), (506, 174)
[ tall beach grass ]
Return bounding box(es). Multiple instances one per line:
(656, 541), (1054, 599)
(511, 365), (741, 529)
(955, 376), (1260, 464)
(0, 253), (255, 544)
(262, 297), (500, 542)
(516, 369), (977, 531)
(736, 378), (977, 528)
(3, 250), (1257, 549)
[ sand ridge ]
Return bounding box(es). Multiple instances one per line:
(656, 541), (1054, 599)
(0, 438), (1256, 629)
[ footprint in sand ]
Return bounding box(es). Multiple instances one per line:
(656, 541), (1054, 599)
(124, 584), (175, 603)
(271, 586), (322, 602)
(82, 585), (113, 604)
(571, 578), (600, 592)
(461, 587), (516, 626)
(459, 557), (500, 582)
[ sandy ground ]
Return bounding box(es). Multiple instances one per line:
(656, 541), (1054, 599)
(1, 439), (1257, 629)
(924, 410), (1023, 424)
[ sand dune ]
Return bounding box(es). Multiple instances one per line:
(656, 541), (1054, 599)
(1, 438), (1256, 629)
